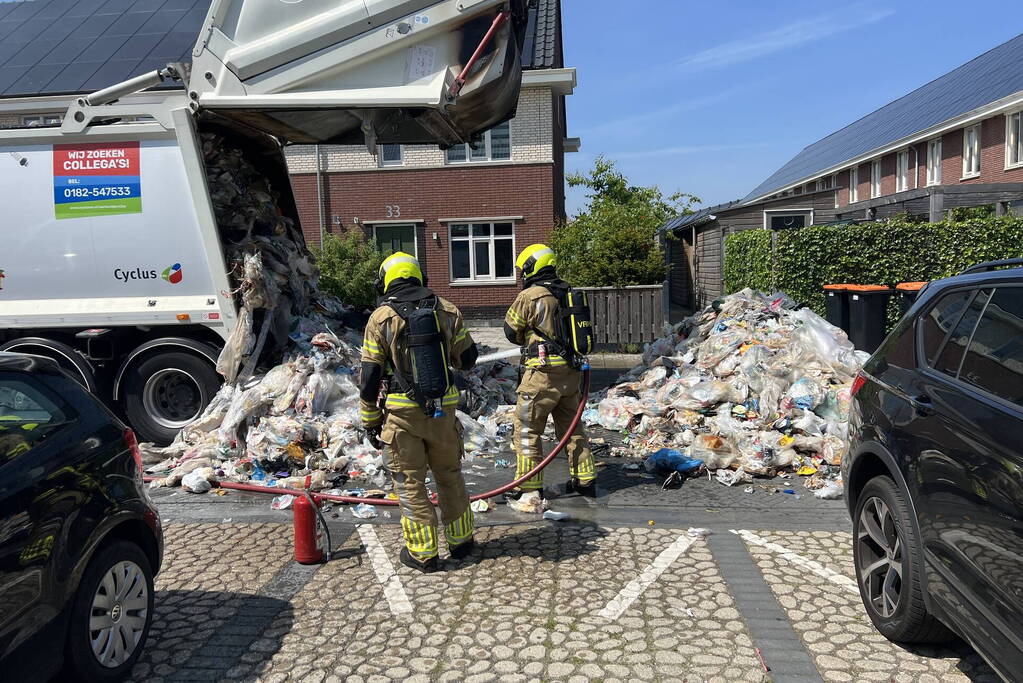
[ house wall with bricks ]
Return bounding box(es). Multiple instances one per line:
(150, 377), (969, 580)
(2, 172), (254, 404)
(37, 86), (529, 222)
(286, 84), (570, 319)
(833, 111), (1023, 210)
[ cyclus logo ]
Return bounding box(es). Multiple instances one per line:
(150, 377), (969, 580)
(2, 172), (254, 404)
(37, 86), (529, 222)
(162, 263), (183, 284)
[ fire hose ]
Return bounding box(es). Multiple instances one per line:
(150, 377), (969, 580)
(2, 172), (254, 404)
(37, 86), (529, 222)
(143, 368), (591, 508)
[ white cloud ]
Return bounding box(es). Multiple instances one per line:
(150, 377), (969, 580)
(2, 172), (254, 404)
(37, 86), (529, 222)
(576, 88), (743, 136)
(573, 141), (774, 162)
(677, 5), (894, 72)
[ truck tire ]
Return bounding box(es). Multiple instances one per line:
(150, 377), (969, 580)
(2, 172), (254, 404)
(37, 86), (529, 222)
(123, 351), (220, 444)
(63, 540), (154, 682)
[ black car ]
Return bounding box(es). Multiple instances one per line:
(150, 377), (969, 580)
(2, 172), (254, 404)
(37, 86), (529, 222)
(845, 259), (1023, 681)
(0, 353), (163, 682)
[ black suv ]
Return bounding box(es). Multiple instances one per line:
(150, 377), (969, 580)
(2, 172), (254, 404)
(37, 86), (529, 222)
(0, 353), (163, 682)
(845, 260), (1023, 681)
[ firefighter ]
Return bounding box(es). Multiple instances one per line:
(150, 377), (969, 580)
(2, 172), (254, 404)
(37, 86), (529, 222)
(359, 252), (479, 572)
(504, 244), (596, 498)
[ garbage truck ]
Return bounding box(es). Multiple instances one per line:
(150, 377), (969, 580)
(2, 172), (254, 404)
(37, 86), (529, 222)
(0, 0), (530, 443)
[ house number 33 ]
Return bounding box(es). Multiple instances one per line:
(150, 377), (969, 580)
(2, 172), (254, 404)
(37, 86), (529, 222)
(385, 205), (401, 218)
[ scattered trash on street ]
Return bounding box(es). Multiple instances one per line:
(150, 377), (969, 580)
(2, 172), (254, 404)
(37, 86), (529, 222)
(507, 491), (549, 513)
(586, 289), (863, 498)
(352, 503), (378, 519)
(542, 509), (570, 521)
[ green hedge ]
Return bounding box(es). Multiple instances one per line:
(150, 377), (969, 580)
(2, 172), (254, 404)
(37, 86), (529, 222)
(724, 216), (1023, 321)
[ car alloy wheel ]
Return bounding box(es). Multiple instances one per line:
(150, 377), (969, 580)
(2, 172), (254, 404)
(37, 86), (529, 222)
(857, 496), (904, 618)
(89, 560), (149, 668)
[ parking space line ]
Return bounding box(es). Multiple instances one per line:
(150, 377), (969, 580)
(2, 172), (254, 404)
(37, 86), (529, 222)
(597, 529), (700, 620)
(357, 524), (413, 615)
(732, 529), (858, 593)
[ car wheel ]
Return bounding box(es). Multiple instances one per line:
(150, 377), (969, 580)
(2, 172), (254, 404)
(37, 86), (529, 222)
(64, 540), (155, 682)
(124, 351), (220, 444)
(853, 476), (950, 643)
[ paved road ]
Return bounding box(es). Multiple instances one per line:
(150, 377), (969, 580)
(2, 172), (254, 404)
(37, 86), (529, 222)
(139, 450), (1001, 683)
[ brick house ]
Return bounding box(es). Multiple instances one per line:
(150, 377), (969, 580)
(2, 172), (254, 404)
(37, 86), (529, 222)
(285, 0), (578, 319)
(664, 32), (1023, 310)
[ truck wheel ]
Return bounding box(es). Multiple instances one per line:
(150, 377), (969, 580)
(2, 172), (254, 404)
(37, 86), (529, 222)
(123, 351), (220, 444)
(63, 540), (154, 682)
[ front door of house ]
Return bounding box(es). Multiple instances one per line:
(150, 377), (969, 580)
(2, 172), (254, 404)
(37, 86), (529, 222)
(375, 225), (416, 257)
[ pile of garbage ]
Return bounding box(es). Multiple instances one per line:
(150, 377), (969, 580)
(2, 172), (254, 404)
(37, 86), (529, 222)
(144, 135), (519, 499)
(585, 289), (867, 498)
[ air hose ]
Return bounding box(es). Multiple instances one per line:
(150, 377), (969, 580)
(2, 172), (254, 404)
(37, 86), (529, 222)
(144, 369), (591, 507)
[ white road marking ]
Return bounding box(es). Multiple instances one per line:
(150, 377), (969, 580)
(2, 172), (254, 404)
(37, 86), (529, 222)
(732, 529), (858, 593)
(357, 524), (413, 615)
(598, 529), (702, 620)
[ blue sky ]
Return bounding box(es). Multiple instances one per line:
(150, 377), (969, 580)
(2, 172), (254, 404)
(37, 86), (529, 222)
(561, 1), (1023, 217)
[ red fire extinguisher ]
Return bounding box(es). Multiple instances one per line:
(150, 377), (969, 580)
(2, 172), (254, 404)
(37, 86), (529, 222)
(293, 493), (326, 565)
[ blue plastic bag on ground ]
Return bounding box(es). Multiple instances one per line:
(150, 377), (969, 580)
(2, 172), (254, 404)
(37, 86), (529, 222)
(644, 448), (703, 475)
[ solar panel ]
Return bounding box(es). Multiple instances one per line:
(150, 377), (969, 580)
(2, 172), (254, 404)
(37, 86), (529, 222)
(743, 32), (1023, 203)
(0, 0), (207, 96)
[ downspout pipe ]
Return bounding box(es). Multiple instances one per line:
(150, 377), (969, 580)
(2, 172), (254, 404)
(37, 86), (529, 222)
(316, 144), (325, 244)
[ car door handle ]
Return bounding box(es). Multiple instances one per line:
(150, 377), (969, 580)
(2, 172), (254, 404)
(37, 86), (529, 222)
(910, 394), (934, 415)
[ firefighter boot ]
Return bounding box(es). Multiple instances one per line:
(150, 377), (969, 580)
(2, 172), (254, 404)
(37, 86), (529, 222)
(565, 478), (597, 498)
(400, 547), (439, 573)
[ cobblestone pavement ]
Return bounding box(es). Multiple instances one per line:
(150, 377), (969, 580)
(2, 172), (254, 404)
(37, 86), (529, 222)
(128, 518), (1002, 683)
(740, 530), (999, 683)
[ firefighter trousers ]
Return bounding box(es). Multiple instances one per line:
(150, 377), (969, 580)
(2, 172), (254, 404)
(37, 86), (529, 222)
(381, 406), (474, 561)
(513, 366), (595, 491)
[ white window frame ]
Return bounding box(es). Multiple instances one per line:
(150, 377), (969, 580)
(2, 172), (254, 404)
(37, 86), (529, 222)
(815, 175), (835, 192)
(378, 144), (404, 167)
(22, 114), (61, 126)
(1006, 110), (1023, 170)
(848, 166), (859, 204)
(896, 150), (910, 192)
(962, 124), (981, 179)
(763, 209), (814, 230)
(448, 221), (517, 284)
(926, 138), (942, 186)
(867, 160), (883, 200)
(445, 121), (512, 164)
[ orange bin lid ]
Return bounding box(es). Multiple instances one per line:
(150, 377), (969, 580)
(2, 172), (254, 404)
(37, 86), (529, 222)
(823, 283), (855, 291)
(896, 281), (928, 292)
(845, 284), (893, 293)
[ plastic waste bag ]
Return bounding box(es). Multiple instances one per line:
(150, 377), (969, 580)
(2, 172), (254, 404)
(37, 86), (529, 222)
(644, 448), (703, 475)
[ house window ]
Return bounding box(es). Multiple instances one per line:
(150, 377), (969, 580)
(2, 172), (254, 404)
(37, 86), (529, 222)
(963, 124), (981, 178)
(926, 138), (942, 186)
(848, 166), (859, 204)
(446, 121), (511, 163)
(379, 144), (403, 167)
(1007, 111), (1023, 169)
(896, 150), (910, 192)
(22, 115), (61, 127)
(815, 175), (834, 191)
(764, 210), (812, 230)
(449, 222), (515, 282)
(870, 160), (881, 198)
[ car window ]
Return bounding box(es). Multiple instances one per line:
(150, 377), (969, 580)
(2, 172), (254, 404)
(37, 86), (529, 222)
(919, 290), (974, 365)
(932, 290), (990, 377)
(958, 287), (1023, 407)
(0, 372), (73, 463)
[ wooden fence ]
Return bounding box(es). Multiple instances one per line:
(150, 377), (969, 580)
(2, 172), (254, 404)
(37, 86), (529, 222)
(578, 283), (667, 346)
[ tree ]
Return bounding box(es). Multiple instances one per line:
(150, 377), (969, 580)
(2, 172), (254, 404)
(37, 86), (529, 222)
(552, 156), (698, 287)
(312, 229), (383, 310)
